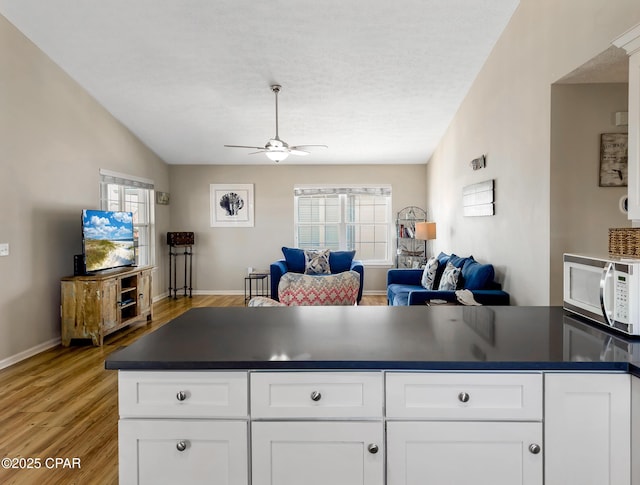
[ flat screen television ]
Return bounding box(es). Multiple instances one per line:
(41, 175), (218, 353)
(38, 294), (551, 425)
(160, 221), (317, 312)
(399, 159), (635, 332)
(82, 209), (136, 273)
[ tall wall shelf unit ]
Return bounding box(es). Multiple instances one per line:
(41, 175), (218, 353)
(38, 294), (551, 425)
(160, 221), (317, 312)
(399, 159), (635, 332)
(396, 206), (427, 268)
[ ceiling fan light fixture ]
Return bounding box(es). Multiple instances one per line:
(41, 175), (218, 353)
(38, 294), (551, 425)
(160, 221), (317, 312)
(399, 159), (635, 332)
(266, 150), (289, 162)
(225, 84), (326, 163)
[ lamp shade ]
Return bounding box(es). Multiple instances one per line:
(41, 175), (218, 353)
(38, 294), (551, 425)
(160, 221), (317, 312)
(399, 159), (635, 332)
(415, 221), (436, 241)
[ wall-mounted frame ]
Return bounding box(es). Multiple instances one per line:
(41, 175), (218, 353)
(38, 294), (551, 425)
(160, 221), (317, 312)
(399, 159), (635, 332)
(210, 184), (254, 227)
(155, 191), (170, 205)
(463, 179), (495, 217)
(599, 133), (628, 187)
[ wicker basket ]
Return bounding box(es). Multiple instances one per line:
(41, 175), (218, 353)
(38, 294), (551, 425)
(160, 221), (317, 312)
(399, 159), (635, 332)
(608, 228), (640, 258)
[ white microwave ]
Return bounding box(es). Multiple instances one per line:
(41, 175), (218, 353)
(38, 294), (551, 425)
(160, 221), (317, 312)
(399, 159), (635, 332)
(563, 253), (640, 337)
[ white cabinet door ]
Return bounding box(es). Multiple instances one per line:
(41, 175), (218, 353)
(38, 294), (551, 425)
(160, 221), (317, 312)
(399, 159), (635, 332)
(387, 421), (542, 485)
(119, 419), (248, 485)
(545, 373), (630, 485)
(613, 23), (640, 220)
(632, 375), (640, 485)
(251, 421), (383, 485)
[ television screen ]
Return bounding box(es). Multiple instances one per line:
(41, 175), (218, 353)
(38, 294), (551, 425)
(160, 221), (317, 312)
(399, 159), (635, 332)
(82, 210), (136, 272)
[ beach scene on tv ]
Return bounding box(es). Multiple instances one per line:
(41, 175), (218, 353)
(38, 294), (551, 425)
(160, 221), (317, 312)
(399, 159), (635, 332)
(82, 210), (136, 272)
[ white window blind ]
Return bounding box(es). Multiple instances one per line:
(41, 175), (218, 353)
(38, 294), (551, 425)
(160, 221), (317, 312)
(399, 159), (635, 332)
(99, 169), (155, 267)
(294, 185), (392, 264)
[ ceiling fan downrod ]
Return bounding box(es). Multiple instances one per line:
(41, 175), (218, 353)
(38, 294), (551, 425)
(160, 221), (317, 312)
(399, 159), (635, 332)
(271, 84), (282, 142)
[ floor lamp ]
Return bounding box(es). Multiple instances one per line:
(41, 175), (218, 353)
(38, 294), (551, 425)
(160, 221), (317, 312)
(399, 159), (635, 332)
(415, 221), (437, 263)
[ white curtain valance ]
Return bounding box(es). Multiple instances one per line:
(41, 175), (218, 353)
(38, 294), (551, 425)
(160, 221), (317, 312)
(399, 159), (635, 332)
(294, 185), (391, 197)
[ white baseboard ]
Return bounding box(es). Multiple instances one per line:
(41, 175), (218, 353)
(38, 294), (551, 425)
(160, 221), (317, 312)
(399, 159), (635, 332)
(153, 292), (170, 302)
(0, 337), (61, 371)
(192, 290), (244, 296)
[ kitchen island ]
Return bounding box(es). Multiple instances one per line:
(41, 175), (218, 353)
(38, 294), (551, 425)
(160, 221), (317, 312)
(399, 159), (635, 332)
(106, 306), (639, 485)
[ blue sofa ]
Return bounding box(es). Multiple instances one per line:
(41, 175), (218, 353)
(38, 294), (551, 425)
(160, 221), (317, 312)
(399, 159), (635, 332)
(270, 247), (364, 303)
(387, 252), (509, 306)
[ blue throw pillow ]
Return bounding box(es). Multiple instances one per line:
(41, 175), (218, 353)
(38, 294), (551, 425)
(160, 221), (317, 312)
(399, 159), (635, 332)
(436, 252), (450, 267)
(461, 259), (495, 290)
(281, 247), (305, 273)
(329, 250), (356, 273)
(449, 253), (472, 268)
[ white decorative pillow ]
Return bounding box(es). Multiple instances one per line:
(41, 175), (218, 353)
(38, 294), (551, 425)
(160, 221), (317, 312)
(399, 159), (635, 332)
(421, 257), (439, 289)
(304, 249), (331, 275)
(438, 262), (461, 290)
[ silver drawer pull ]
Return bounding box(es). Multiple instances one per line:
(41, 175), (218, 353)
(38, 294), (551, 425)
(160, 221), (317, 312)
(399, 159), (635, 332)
(310, 391), (322, 402)
(458, 392), (470, 403)
(176, 440), (188, 452)
(529, 443), (541, 455)
(176, 391), (188, 401)
(368, 443), (379, 454)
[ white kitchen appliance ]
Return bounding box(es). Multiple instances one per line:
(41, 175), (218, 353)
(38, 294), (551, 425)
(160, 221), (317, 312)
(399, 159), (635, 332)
(563, 253), (640, 337)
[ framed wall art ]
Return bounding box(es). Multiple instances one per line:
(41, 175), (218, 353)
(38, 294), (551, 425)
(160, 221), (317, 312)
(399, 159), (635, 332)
(210, 184), (254, 227)
(155, 191), (170, 205)
(599, 133), (628, 187)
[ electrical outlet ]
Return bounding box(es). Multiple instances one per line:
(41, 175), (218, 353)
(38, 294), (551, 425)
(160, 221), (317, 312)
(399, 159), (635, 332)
(0, 243), (8, 257)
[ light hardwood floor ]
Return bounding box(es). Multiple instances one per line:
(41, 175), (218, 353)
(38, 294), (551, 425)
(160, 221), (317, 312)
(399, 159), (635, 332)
(0, 294), (386, 485)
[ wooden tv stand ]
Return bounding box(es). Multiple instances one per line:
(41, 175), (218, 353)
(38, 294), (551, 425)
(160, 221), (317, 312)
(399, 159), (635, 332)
(61, 266), (153, 346)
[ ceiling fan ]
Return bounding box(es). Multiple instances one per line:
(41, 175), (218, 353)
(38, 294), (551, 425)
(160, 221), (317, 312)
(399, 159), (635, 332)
(224, 84), (327, 163)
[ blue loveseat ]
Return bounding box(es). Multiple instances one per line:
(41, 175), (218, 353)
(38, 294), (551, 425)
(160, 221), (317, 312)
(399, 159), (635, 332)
(270, 247), (364, 303)
(387, 252), (509, 306)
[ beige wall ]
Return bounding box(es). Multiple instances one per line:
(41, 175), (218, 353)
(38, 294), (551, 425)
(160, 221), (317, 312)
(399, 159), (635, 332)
(169, 164), (427, 294)
(550, 83), (629, 305)
(426, 0), (640, 305)
(0, 15), (170, 365)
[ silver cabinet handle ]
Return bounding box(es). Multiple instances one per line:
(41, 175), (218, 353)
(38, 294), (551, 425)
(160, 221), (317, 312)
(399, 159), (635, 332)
(176, 441), (188, 452)
(529, 443), (541, 454)
(368, 444), (379, 454)
(176, 391), (188, 401)
(458, 392), (470, 403)
(310, 391), (322, 402)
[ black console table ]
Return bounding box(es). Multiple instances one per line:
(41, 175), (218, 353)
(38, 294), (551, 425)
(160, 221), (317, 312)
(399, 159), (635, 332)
(244, 271), (270, 305)
(167, 232), (194, 299)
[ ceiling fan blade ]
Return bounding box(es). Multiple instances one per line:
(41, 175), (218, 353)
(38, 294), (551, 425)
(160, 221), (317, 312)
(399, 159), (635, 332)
(248, 150), (268, 155)
(224, 144), (265, 150)
(290, 144), (328, 150)
(289, 149), (310, 156)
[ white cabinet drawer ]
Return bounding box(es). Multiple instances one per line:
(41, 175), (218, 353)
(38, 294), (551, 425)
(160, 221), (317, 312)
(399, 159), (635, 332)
(119, 371), (248, 418)
(250, 372), (383, 419)
(386, 372), (542, 420)
(119, 419), (248, 485)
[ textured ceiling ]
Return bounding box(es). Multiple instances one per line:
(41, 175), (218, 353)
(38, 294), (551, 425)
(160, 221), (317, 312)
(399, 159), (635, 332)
(0, 0), (521, 165)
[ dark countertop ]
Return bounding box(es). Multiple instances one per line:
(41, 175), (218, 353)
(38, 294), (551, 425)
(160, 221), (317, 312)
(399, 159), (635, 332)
(105, 306), (640, 375)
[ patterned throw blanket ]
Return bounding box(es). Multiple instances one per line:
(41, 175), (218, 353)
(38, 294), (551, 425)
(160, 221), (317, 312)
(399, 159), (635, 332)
(277, 270), (361, 306)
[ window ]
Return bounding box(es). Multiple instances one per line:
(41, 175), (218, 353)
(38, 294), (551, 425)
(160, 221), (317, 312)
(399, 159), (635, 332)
(294, 185), (392, 264)
(99, 169), (155, 267)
